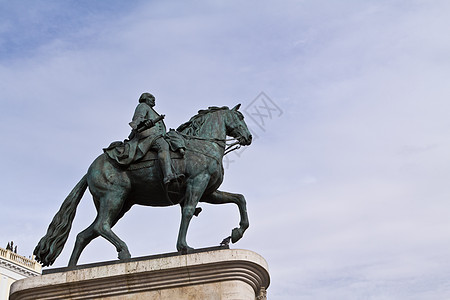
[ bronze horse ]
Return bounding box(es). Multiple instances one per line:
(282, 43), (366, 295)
(34, 104), (252, 267)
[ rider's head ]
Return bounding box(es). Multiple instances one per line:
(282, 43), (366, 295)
(139, 93), (156, 106)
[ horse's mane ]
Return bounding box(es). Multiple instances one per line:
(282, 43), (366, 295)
(177, 106), (229, 136)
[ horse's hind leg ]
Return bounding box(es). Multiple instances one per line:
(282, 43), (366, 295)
(93, 194), (131, 260)
(71, 192), (131, 265)
(200, 190), (249, 243)
(68, 197), (132, 266)
(68, 221), (99, 266)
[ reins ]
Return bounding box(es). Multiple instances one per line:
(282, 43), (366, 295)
(178, 132), (241, 156)
(224, 141), (241, 155)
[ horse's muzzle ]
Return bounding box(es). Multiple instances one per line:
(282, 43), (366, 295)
(240, 134), (252, 146)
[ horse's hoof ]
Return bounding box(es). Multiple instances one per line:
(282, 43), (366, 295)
(231, 227), (243, 243)
(118, 250), (131, 260)
(177, 244), (194, 254)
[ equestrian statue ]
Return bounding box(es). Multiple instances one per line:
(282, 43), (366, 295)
(33, 93), (253, 267)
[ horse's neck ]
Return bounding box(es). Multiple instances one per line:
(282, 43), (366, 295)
(197, 112), (226, 141)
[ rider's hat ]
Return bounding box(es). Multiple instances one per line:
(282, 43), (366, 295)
(139, 93), (155, 103)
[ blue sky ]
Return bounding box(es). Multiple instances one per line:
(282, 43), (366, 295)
(2, 1), (450, 299)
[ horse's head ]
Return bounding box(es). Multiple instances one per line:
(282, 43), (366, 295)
(177, 104), (252, 146)
(225, 104), (252, 146)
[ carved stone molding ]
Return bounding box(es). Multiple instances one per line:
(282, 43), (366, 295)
(10, 249), (270, 300)
(0, 259), (39, 278)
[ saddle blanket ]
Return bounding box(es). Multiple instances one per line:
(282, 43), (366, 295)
(103, 130), (185, 170)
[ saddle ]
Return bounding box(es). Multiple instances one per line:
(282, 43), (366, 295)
(126, 149), (184, 171)
(103, 130), (185, 170)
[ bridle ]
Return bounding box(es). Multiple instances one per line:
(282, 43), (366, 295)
(178, 109), (247, 156)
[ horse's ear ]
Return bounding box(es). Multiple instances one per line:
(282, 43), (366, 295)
(232, 104), (241, 111)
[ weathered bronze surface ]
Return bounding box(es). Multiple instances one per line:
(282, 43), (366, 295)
(34, 94), (252, 267)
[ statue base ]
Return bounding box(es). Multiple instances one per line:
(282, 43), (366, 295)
(10, 247), (270, 300)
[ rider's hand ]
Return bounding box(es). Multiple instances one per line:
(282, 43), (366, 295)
(144, 120), (154, 127)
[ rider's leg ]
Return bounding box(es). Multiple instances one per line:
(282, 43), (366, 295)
(152, 137), (176, 184)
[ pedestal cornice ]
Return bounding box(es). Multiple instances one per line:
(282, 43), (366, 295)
(10, 248), (270, 300)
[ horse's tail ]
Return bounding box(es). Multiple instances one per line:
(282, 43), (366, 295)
(33, 174), (88, 267)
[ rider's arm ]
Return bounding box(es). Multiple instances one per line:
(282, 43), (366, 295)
(129, 103), (148, 129)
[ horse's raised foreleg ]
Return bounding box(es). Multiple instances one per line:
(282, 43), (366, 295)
(177, 174), (210, 252)
(200, 190), (249, 243)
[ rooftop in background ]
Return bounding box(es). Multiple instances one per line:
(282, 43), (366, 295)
(0, 247), (42, 275)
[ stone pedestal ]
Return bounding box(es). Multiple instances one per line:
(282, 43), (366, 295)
(10, 248), (269, 299)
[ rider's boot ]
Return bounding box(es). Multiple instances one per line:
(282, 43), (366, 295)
(159, 150), (184, 185)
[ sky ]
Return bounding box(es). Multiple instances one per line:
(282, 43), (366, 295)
(1, 0), (450, 299)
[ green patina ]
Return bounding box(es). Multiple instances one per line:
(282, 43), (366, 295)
(34, 93), (253, 267)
